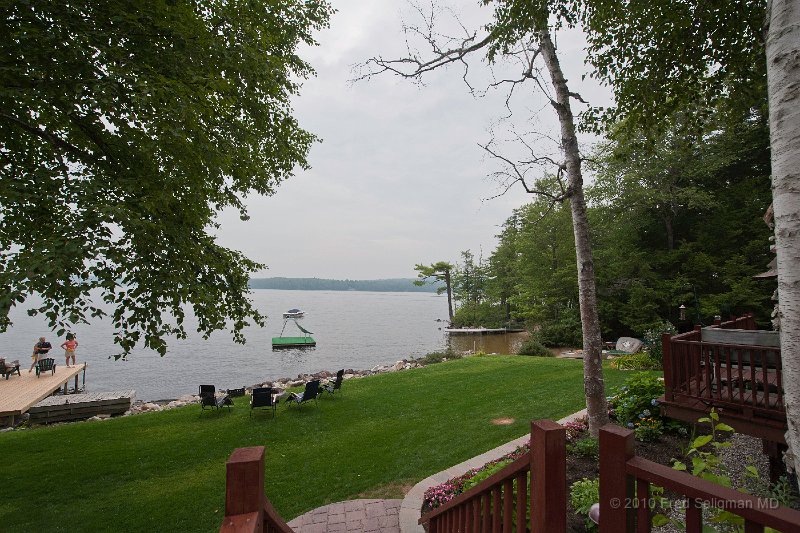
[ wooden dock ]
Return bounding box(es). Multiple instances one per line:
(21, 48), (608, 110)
(0, 363), (87, 425)
(443, 327), (525, 335)
(28, 390), (134, 424)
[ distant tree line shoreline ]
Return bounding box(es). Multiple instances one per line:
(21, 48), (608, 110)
(248, 277), (444, 293)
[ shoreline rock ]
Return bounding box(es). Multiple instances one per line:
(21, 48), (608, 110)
(123, 358), (425, 417)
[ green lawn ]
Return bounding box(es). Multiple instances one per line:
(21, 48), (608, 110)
(0, 356), (645, 532)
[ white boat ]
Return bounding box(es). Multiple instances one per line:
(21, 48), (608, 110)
(282, 308), (304, 319)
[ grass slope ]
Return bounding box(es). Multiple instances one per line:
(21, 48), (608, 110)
(0, 356), (642, 532)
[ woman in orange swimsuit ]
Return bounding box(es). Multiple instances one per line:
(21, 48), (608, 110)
(61, 334), (78, 367)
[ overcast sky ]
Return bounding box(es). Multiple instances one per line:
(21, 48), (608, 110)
(214, 0), (613, 280)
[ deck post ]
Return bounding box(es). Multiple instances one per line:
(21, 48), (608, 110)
(223, 446), (265, 526)
(531, 420), (566, 532)
(599, 424), (634, 533)
(662, 333), (674, 401)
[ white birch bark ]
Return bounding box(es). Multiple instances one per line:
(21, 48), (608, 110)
(538, 30), (609, 435)
(766, 0), (800, 479)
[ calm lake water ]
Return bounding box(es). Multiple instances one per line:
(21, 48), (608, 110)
(1, 290), (452, 400)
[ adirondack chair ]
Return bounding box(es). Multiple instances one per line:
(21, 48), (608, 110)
(250, 387), (278, 418)
(0, 359), (20, 379)
(285, 380), (320, 408)
(36, 358), (56, 377)
(199, 385), (232, 411)
(321, 369), (344, 396)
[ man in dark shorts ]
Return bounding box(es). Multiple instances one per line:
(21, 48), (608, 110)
(29, 336), (52, 373)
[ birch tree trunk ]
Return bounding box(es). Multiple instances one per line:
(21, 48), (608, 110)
(539, 30), (609, 435)
(766, 0), (800, 479)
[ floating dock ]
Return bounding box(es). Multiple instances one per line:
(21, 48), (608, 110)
(272, 337), (316, 349)
(443, 328), (525, 335)
(0, 363), (87, 425)
(28, 390), (134, 424)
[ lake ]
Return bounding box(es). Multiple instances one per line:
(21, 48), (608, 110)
(1, 290), (458, 400)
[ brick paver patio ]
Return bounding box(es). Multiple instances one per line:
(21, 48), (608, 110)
(288, 499), (402, 533)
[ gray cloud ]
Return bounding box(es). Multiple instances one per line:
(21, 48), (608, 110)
(214, 1), (612, 279)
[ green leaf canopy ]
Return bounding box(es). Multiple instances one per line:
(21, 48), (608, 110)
(0, 0), (332, 355)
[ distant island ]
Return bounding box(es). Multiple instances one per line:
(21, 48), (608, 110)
(248, 277), (443, 292)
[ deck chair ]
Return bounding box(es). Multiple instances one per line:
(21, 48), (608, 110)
(0, 359), (20, 380)
(285, 380), (320, 408)
(250, 387), (278, 418)
(321, 369), (344, 396)
(199, 385), (232, 411)
(36, 358), (56, 377)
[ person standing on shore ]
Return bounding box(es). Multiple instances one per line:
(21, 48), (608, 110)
(61, 334), (78, 367)
(29, 336), (52, 372)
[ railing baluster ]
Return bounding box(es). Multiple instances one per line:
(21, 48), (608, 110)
(761, 348), (770, 409)
(750, 351), (758, 408)
(465, 496), (473, 533)
(695, 335), (703, 400)
(776, 359), (784, 411)
(515, 472), (527, 533)
(725, 346), (733, 403)
(737, 348), (746, 404)
(461, 501), (468, 533)
(685, 499), (702, 533)
(703, 344), (712, 400)
(503, 479), (513, 533)
(482, 493), (491, 533)
(492, 487), (501, 533)
(744, 519), (765, 532)
(473, 497), (480, 533)
(714, 344), (722, 401)
(636, 478), (650, 533)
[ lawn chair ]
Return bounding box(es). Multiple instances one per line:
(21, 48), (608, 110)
(285, 380), (320, 408)
(36, 358), (56, 377)
(250, 387), (278, 418)
(0, 359), (20, 380)
(320, 369), (344, 396)
(199, 385), (232, 411)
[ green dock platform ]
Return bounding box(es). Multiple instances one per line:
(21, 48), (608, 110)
(272, 337), (316, 348)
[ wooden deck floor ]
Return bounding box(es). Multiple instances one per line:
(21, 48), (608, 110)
(0, 363), (87, 423)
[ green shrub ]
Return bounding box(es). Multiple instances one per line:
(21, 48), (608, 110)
(414, 349), (463, 365)
(570, 478), (599, 531)
(567, 437), (599, 459)
(609, 352), (661, 370)
(516, 338), (553, 357)
(642, 320), (676, 365)
(461, 458), (514, 491)
(537, 315), (583, 347)
(609, 373), (665, 428)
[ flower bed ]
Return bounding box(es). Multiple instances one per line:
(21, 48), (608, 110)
(421, 416), (589, 513)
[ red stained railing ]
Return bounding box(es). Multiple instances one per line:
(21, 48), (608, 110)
(419, 420), (566, 533)
(219, 447), (294, 533)
(599, 424), (800, 533)
(661, 314), (785, 432)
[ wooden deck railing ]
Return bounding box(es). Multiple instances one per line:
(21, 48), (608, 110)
(218, 419), (800, 533)
(600, 424), (800, 533)
(661, 314), (786, 441)
(219, 447), (295, 533)
(418, 420), (566, 533)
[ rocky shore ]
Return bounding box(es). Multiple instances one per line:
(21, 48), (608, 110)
(126, 358), (425, 415)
